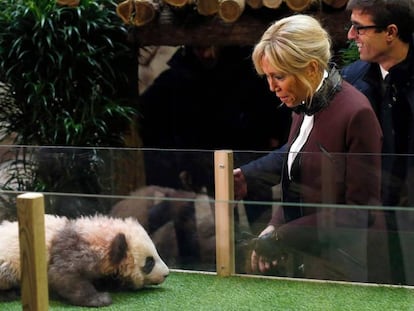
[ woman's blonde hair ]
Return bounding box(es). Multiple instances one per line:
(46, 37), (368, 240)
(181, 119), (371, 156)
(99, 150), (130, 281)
(252, 14), (332, 101)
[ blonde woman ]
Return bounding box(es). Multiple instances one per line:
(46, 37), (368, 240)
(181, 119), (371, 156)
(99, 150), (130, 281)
(235, 14), (383, 282)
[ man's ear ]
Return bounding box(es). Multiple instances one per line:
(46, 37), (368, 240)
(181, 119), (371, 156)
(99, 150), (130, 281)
(386, 24), (398, 41)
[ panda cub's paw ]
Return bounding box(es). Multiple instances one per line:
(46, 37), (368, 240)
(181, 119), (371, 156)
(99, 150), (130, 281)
(82, 292), (112, 307)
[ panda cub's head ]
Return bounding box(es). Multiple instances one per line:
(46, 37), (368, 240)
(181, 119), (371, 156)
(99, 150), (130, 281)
(105, 216), (169, 289)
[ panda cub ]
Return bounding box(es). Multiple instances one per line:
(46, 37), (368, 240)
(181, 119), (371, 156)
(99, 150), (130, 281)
(0, 214), (169, 307)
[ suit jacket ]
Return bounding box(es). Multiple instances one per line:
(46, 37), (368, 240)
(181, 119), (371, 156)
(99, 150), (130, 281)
(341, 40), (414, 207)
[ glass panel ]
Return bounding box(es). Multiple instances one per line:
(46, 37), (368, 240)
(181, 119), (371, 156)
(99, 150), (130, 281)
(232, 150), (413, 286)
(1, 146), (414, 286)
(0, 146), (218, 272)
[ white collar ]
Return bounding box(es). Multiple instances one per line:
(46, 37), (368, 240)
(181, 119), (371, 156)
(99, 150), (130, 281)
(315, 70), (329, 92)
(379, 65), (389, 80)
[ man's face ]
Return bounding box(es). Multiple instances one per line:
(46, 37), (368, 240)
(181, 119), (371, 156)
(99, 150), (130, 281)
(347, 9), (389, 65)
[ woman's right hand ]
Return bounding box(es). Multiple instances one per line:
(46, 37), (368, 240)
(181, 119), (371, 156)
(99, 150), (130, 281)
(250, 225), (278, 273)
(233, 168), (247, 200)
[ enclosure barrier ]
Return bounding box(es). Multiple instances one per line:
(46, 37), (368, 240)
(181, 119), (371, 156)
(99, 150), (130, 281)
(16, 192), (48, 311)
(15, 150), (236, 308)
(15, 149), (334, 307)
(214, 150), (235, 276)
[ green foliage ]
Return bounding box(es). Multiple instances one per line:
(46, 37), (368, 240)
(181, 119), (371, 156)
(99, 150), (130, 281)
(338, 40), (360, 67)
(0, 0), (136, 146)
(0, 0), (137, 204)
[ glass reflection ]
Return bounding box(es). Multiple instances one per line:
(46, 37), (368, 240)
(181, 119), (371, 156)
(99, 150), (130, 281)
(0, 146), (414, 286)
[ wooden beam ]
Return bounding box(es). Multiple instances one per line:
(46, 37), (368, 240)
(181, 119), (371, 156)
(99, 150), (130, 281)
(17, 193), (49, 311)
(214, 150), (235, 277)
(130, 5), (350, 49)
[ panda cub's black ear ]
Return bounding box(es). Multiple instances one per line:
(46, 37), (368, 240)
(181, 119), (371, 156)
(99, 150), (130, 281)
(109, 233), (128, 265)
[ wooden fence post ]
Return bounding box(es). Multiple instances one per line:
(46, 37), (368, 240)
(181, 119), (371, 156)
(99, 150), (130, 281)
(214, 150), (235, 276)
(17, 192), (49, 311)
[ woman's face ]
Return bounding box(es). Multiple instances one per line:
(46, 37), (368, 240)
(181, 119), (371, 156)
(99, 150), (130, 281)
(261, 55), (308, 108)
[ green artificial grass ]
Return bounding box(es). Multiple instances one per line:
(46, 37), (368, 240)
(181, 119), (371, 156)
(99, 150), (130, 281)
(2, 271), (414, 310)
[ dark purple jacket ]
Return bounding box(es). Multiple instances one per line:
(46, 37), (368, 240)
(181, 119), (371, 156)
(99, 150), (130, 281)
(242, 79), (382, 257)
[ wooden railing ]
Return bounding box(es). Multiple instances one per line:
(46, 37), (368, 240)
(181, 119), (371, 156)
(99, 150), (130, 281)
(16, 193), (49, 311)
